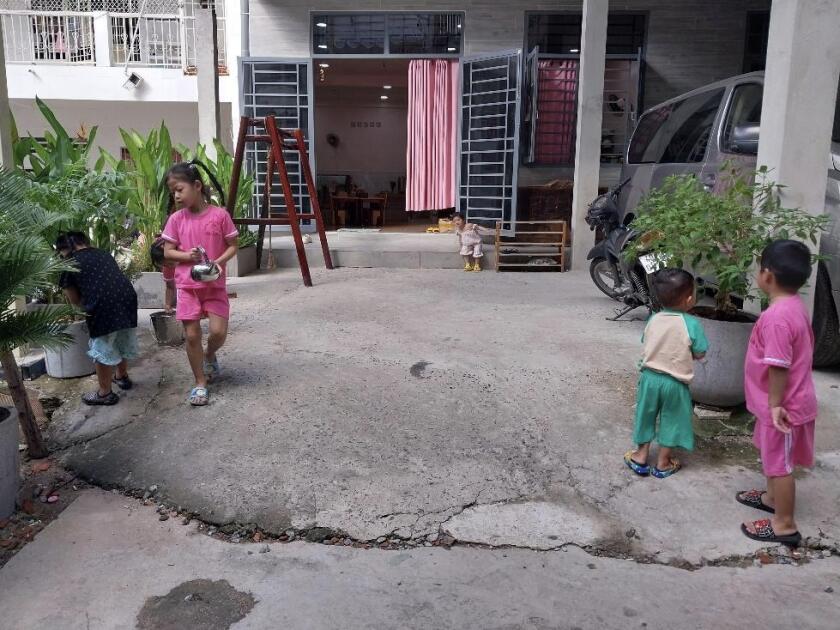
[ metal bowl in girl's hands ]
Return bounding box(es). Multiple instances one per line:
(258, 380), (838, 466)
(190, 246), (222, 282)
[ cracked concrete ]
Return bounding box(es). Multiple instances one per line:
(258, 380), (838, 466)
(47, 268), (840, 564)
(1, 490), (840, 629)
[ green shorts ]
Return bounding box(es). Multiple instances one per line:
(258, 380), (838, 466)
(633, 369), (694, 451)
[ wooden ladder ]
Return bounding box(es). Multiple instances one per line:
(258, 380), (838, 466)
(226, 115), (333, 287)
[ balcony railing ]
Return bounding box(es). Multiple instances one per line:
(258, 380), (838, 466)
(2, 11), (95, 64)
(1, 2), (227, 72)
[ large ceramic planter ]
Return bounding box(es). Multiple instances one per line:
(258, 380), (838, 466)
(44, 320), (95, 378)
(132, 271), (166, 309)
(226, 245), (258, 278)
(0, 407), (18, 519)
(690, 313), (756, 407)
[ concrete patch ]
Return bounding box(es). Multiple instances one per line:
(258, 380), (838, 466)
(137, 579), (255, 630)
(443, 500), (614, 550)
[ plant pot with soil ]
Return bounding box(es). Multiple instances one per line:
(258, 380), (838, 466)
(227, 231), (260, 278)
(43, 318), (95, 379)
(628, 167), (827, 407)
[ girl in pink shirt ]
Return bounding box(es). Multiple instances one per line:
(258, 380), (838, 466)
(162, 162), (239, 406)
(738, 240), (818, 548)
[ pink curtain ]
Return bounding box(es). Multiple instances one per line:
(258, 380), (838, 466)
(535, 60), (579, 164)
(406, 59), (458, 211)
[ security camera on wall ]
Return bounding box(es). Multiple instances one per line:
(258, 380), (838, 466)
(123, 72), (144, 91)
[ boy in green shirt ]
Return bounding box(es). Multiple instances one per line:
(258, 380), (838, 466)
(624, 268), (708, 478)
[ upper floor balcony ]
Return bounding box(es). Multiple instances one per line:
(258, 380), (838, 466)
(1, 0), (227, 73)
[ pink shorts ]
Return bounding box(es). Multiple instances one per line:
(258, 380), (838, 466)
(753, 419), (815, 477)
(176, 286), (230, 321)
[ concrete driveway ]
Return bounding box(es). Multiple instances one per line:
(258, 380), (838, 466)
(49, 268), (840, 565)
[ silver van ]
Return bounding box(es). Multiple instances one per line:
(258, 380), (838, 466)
(618, 71), (840, 366)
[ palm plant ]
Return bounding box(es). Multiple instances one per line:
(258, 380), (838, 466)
(0, 170), (77, 458)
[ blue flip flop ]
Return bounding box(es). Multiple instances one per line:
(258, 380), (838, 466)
(651, 459), (682, 478)
(624, 451), (650, 476)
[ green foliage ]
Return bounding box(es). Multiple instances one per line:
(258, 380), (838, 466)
(11, 97), (98, 181)
(178, 139), (254, 217)
(237, 230), (259, 249)
(25, 160), (131, 258)
(627, 166), (829, 313)
(100, 124), (175, 239)
(0, 170), (78, 353)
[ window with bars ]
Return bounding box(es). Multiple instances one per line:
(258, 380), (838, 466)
(523, 13), (644, 166)
(312, 12), (463, 56)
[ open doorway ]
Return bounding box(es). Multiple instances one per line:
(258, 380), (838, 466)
(315, 59), (417, 231)
(314, 58), (459, 233)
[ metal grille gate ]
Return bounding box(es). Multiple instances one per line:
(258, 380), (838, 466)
(240, 59), (313, 226)
(458, 50), (522, 233)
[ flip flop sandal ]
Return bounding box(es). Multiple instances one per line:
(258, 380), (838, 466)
(741, 519), (802, 547)
(736, 489), (776, 514)
(651, 458), (682, 479)
(82, 390), (119, 406)
(188, 386), (209, 407)
(113, 375), (133, 391)
(203, 359), (220, 382)
(624, 451), (650, 476)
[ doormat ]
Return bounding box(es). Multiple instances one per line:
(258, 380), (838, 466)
(337, 228), (382, 233)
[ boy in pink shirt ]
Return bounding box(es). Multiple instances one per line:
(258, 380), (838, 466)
(738, 240), (818, 547)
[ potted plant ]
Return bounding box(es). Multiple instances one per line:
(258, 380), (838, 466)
(0, 171), (77, 463)
(628, 167), (828, 407)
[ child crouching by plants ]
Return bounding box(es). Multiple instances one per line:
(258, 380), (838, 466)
(57, 231), (139, 406)
(161, 161), (238, 407)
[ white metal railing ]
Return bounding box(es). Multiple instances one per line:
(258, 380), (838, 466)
(1, 10), (95, 64)
(110, 13), (181, 68)
(1, 1), (226, 71)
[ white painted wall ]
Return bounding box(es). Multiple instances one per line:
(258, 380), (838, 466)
(10, 99), (233, 161)
(6, 64), (236, 104)
(314, 87), (406, 194)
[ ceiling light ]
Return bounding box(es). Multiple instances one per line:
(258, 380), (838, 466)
(319, 63), (330, 68)
(569, 48), (580, 53)
(383, 85), (392, 89)
(380, 95), (389, 100)
(316, 22), (327, 28)
(457, 23), (462, 29)
(318, 44), (328, 49)
(447, 47), (456, 52)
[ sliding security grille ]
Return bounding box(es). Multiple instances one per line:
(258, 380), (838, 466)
(240, 59), (313, 221)
(458, 51), (522, 232)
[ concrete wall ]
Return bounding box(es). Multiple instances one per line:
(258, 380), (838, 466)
(314, 90), (407, 194)
(10, 99), (233, 161)
(247, 0), (771, 109)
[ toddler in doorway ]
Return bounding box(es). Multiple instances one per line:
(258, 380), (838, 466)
(624, 268), (708, 478)
(452, 213), (485, 272)
(737, 240), (818, 548)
